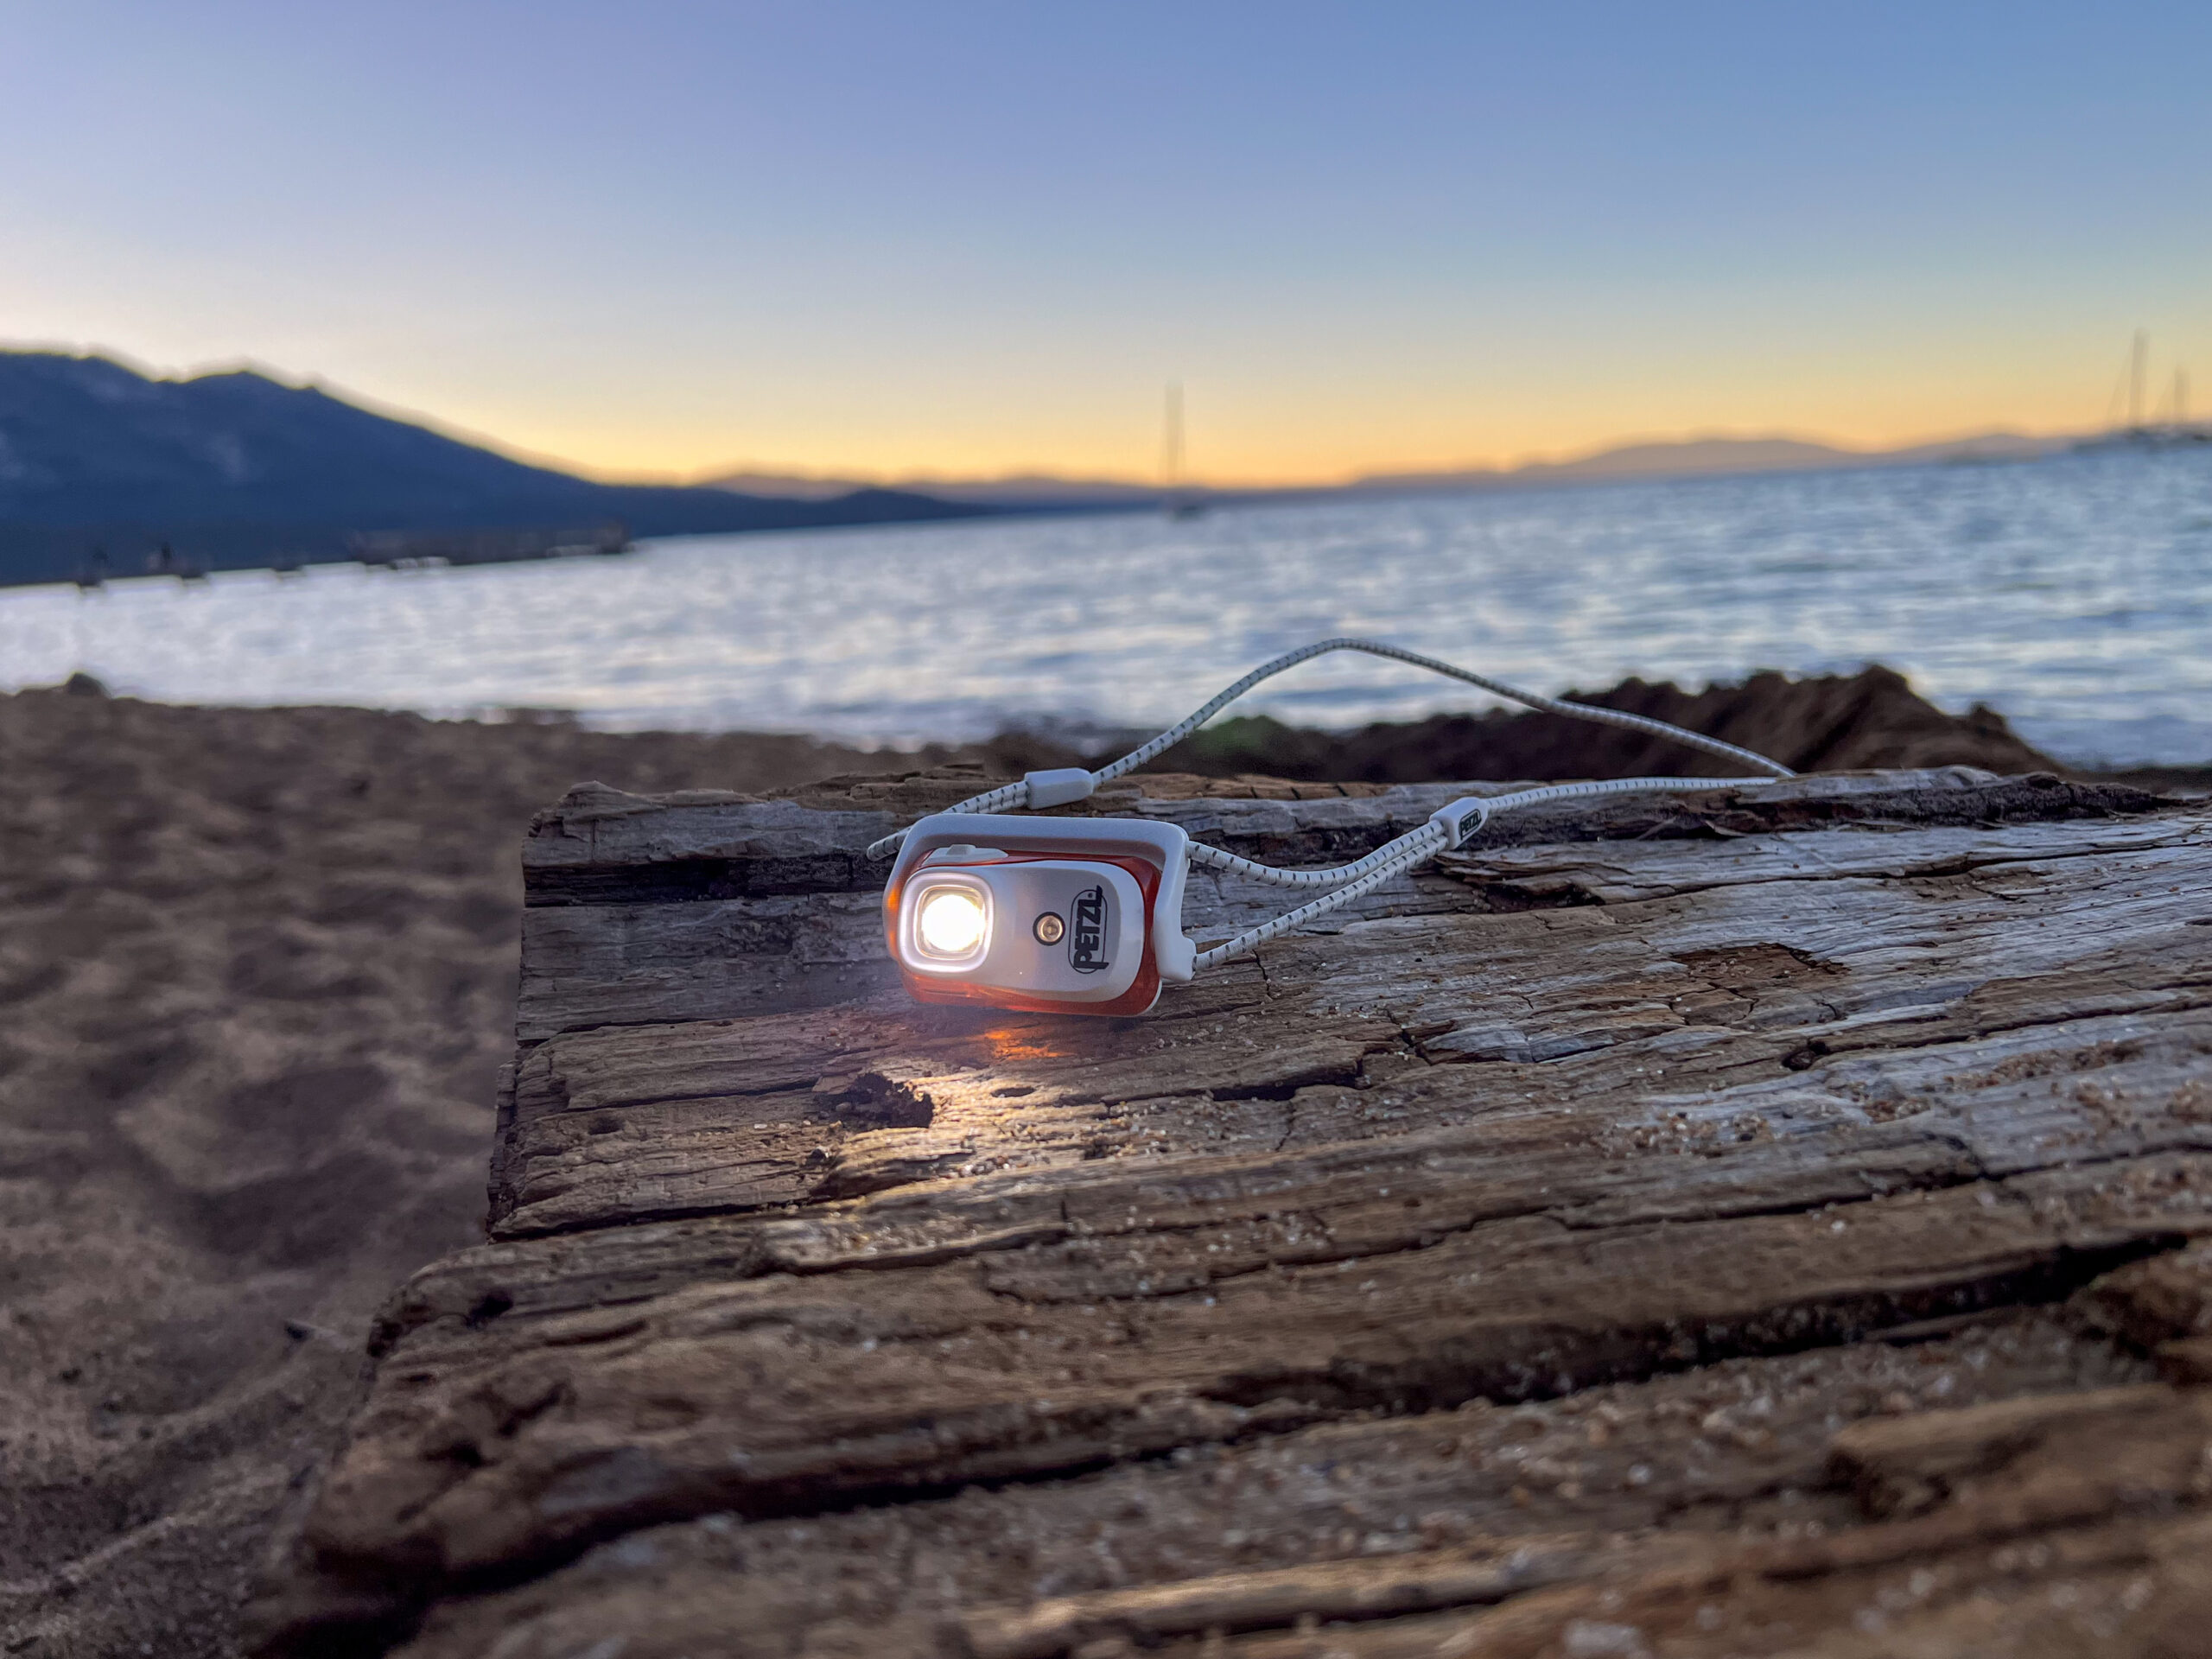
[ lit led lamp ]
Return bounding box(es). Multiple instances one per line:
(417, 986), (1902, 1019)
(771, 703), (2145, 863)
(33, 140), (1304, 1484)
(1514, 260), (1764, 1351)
(883, 812), (1195, 1015)
(874, 639), (1796, 1019)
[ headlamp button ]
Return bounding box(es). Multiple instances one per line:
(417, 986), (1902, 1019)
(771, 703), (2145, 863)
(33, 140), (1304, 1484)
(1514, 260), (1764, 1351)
(1033, 912), (1066, 945)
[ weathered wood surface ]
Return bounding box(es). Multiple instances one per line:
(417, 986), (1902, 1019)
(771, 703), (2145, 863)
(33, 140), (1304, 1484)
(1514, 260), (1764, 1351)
(257, 768), (2212, 1656)
(507, 765), (2135, 1041)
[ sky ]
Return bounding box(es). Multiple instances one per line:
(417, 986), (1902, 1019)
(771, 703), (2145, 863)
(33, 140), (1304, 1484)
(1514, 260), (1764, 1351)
(2, 2), (2207, 485)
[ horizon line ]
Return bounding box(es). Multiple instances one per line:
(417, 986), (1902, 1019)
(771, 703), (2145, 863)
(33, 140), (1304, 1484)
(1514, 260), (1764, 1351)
(664, 424), (2083, 495)
(4, 340), (2094, 495)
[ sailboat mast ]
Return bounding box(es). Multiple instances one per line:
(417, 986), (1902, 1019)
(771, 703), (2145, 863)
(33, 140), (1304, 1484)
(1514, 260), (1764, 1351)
(2130, 330), (2147, 429)
(1162, 383), (1184, 491)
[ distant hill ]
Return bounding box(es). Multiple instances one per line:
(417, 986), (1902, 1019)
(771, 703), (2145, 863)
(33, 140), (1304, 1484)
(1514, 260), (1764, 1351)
(0, 351), (988, 586)
(702, 467), (1163, 509)
(1349, 430), (2063, 494)
(703, 429), (2068, 512)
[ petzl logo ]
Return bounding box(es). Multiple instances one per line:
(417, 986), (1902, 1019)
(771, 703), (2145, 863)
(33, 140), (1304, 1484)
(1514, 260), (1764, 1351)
(1068, 885), (1109, 974)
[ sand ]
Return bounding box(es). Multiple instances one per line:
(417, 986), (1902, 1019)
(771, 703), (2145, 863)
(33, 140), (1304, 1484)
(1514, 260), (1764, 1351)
(0, 668), (2191, 1658)
(0, 686), (960, 1659)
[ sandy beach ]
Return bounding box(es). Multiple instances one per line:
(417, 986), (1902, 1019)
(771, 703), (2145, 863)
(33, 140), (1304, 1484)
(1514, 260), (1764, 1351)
(0, 669), (2190, 1657)
(0, 684), (974, 1658)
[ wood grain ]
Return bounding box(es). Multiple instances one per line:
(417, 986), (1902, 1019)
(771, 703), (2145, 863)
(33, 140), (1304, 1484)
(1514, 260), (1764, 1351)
(251, 771), (2212, 1658)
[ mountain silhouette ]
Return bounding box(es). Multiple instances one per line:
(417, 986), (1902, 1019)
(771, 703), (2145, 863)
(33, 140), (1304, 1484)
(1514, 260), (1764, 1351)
(702, 430), (2063, 511)
(0, 351), (985, 585)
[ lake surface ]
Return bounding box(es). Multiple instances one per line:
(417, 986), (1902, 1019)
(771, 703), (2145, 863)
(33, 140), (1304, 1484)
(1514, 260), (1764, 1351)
(4, 447), (2209, 766)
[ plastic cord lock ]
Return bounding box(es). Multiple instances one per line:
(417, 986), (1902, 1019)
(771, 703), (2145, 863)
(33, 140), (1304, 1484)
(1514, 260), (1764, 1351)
(1023, 768), (1096, 809)
(1427, 796), (1491, 850)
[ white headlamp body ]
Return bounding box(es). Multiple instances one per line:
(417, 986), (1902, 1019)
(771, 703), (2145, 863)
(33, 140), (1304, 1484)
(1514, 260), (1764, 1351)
(883, 813), (1195, 1016)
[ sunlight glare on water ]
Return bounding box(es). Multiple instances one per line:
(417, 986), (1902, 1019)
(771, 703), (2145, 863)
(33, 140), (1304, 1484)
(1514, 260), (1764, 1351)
(2, 448), (2208, 766)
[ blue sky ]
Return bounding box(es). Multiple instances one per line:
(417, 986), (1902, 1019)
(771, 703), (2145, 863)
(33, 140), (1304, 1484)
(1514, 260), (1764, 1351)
(3, 2), (2206, 480)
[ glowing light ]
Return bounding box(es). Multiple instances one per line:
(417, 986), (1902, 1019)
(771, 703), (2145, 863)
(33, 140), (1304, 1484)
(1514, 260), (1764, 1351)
(916, 887), (988, 957)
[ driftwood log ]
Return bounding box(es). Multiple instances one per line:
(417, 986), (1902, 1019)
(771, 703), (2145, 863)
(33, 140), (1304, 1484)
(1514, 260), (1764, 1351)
(257, 766), (2212, 1657)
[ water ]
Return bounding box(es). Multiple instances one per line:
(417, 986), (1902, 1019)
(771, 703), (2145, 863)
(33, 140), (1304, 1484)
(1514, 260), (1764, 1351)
(3, 448), (2209, 766)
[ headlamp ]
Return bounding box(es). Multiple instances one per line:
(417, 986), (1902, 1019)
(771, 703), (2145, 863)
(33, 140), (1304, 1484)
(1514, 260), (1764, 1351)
(883, 813), (1196, 1016)
(873, 639), (1796, 1018)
